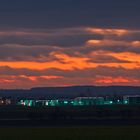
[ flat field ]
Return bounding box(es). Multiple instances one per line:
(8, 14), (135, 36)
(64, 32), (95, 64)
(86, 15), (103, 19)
(0, 126), (140, 140)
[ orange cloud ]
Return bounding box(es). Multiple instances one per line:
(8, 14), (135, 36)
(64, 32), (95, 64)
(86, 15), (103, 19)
(18, 75), (63, 81)
(95, 76), (139, 85)
(132, 41), (140, 47)
(110, 52), (140, 63)
(0, 50), (139, 72)
(86, 39), (140, 47)
(0, 27), (140, 88)
(0, 59), (138, 71)
(86, 28), (129, 36)
(86, 39), (129, 47)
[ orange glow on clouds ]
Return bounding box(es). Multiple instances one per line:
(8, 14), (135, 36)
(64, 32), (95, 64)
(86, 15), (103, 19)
(0, 27), (140, 88)
(0, 55), (90, 70)
(0, 56), (139, 71)
(19, 75), (63, 81)
(111, 52), (140, 63)
(132, 41), (140, 47)
(86, 39), (140, 47)
(86, 28), (129, 36)
(96, 76), (139, 85)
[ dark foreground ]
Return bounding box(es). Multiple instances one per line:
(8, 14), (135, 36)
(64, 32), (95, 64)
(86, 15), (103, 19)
(0, 126), (140, 140)
(0, 106), (140, 139)
(1, 105), (140, 126)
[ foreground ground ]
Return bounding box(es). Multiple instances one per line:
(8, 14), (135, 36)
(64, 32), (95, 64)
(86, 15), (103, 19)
(0, 126), (140, 140)
(0, 106), (140, 139)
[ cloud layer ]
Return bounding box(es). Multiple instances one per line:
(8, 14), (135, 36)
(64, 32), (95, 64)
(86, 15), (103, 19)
(0, 0), (140, 88)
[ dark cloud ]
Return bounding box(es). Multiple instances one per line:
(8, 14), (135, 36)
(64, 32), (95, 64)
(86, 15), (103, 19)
(86, 55), (131, 63)
(0, 44), (61, 62)
(0, 0), (139, 29)
(0, 33), (103, 46)
(111, 32), (140, 41)
(44, 66), (140, 79)
(83, 45), (140, 54)
(0, 42), (138, 62)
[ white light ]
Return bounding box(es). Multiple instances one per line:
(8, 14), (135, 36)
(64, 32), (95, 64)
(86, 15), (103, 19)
(46, 102), (48, 106)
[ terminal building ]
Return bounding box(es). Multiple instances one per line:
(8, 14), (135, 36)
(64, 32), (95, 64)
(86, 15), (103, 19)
(17, 97), (113, 107)
(17, 95), (140, 107)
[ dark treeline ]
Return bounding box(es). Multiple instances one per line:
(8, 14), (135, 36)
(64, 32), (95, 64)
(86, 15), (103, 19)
(0, 86), (140, 102)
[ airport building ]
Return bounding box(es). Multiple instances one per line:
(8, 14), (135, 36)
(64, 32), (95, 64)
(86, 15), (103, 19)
(74, 97), (104, 106)
(123, 95), (140, 105)
(17, 97), (112, 107)
(17, 95), (140, 107)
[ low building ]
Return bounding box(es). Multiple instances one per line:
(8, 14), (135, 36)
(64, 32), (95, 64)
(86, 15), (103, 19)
(0, 97), (11, 105)
(18, 95), (140, 107)
(123, 95), (140, 105)
(74, 97), (104, 106)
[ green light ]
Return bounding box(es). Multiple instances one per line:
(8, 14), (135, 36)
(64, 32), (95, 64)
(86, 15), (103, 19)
(30, 100), (33, 107)
(24, 100), (29, 106)
(73, 101), (78, 106)
(124, 100), (128, 104)
(50, 100), (56, 106)
(110, 101), (113, 104)
(64, 101), (68, 104)
(79, 101), (84, 106)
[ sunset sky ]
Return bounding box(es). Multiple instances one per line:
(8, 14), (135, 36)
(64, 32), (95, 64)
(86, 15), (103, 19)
(0, 0), (140, 89)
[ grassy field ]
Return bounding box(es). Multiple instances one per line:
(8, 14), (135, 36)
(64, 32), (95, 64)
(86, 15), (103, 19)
(0, 126), (140, 140)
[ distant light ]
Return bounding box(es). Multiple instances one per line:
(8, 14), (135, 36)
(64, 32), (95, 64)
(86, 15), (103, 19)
(46, 102), (48, 106)
(64, 101), (68, 104)
(117, 100), (120, 102)
(79, 101), (83, 105)
(124, 100), (128, 104)
(110, 101), (113, 104)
